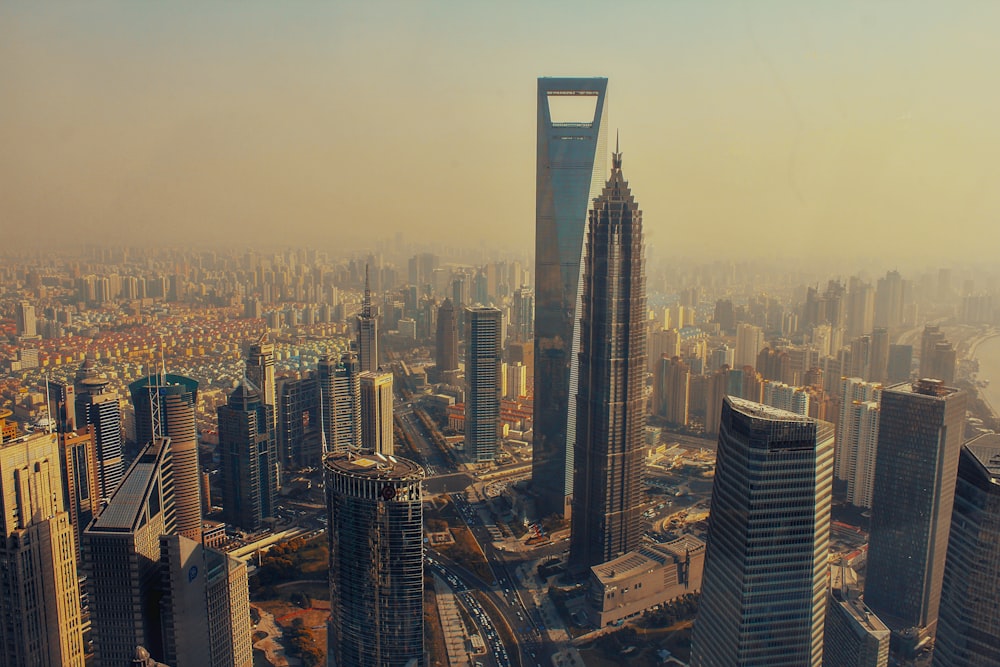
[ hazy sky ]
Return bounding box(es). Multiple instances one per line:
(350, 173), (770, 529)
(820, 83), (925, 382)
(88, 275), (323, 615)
(3, 2), (999, 261)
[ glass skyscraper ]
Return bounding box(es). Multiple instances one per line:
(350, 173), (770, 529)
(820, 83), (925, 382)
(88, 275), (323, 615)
(532, 76), (608, 518)
(466, 306), (502, 463)
(864, 379), (966, 648)
(691, 397), (834, 667)
(325, 451), (424, 667)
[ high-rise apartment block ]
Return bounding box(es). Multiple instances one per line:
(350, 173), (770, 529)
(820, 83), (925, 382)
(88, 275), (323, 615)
(734, 322), (764, 370)
(653, 355), (689, 426)
(217, 383), (278, 533)
(864, 379), (966, 646)
(569, 146), (646, 572)
(466, 306), (502, 463)
(360, 371), (394, 456)
(691, 398), (833, 667)
(836, 378), (882, 509)
(325, 451), (425, 667)
(15, 300), (36, 337)
(0, 431), (86, 667)
(933, 434), (1000, 666)
(130, 373), (203, 542)
(532, 76), (608, 519)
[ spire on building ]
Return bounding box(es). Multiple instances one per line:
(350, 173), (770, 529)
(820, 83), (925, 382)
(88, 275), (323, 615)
(363, 263), (373, 318)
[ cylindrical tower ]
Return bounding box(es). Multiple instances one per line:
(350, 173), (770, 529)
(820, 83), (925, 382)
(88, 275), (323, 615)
(325, 451), (424, 667)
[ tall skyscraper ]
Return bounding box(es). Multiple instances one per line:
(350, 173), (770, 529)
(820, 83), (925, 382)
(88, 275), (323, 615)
(0, 431), (86, 667)
(130, 373), (203, 542)
(74, 374), (124, 500)
(85, 436), (175, 666)
(690, 398), (833, 667)
(869, 327), (890, 383)
(245, 333), (275, 409)
(824, 576), (890, 667)
(360, 371), (394, 455)
(569, 145), (646, 572)
(318, 352), (361, 453)
(532, 76), (608, 519)
(47, 378), (77, 433)
(217, 382), (278, 533)
(932, 434), (1000, 666)
(511, 286), (534, 342)
(506, 361), (528, 400)
(887, 344), (913, 383)
(466, 306), (502, 463)
(357, 265), (379, 372)
(277, 375), (321, 467)
(159, 534), (253, 667)
(325, 451), (425, 667)
(874, 270), (905, 329)
(435, 298), (459, 372)
(864, 379), (966, 647)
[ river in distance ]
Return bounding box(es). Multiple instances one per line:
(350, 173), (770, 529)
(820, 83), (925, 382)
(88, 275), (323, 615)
(975, 333), (1000, 416)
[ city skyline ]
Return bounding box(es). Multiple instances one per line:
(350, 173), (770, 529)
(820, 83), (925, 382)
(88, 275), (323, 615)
(3, 2), (1000, 261)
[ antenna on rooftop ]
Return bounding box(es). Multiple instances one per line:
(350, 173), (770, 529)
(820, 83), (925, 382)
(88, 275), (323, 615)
(43, 373), (53, 435)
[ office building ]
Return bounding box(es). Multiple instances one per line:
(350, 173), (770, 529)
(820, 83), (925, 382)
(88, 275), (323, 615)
(864, 380), (966, 646)
(130, 373), (202, 542)
(886, 344), (912, 383)
(511, 286), (534, 342)
(318, 352), (361, 454)
(532, 76), (608, 519)
(435, 298), (459, 372)
(690, 398), (834, 667)
(325, 451), (425, 667)
(57, 425), (101, 562)
(933, 434), (1000, 666)
(277, 375), (321, 468)
(217, 383), (278, 534)
(360, 371), (394, 455)
(245, 333), (276, 438)
(0, 431), (86, 667)
(357, 265), (379, 372)
(85, 437), (175, 666)
(466, 306), (502, 463)
(160, 534), (253, 667)
(74, 374), (124, 500)
(569, 144), (646, 572)
(46, 378), (77, 433)
(824, 575), (890, 667)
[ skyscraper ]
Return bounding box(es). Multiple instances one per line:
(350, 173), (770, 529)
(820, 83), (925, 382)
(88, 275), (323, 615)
(245, 333), (275, 409)
(325, 451), (425, 667)
(864, 379), (966, 646)
(653, 356), (690, 427)
(74, 374), (124, 500)
(435, 298), (459, 372)
(277, 375), (321, 468)
(359, 370), (394, 455)
(14, 300), (36, 337)
(159, 534), (253, 667)
(532, 76), (608, 519)
(824, 577), (890, 667)
(0, 431), (86, 667)
(466, 306), (502, 463)
(318, 352), (361, 453)
(734, 322), (764, 370)
(217, 382), (278, 533)
(57, 425), (101, 562)
(569, 145), (646, 572)
(85, 436), (175, 666)
(690, 398), (833, 667)
(357, 265), (379, 372)
(835, 377), (882, 509)
(932, 434), (1000, 666)
(130, 373), (203, 542)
